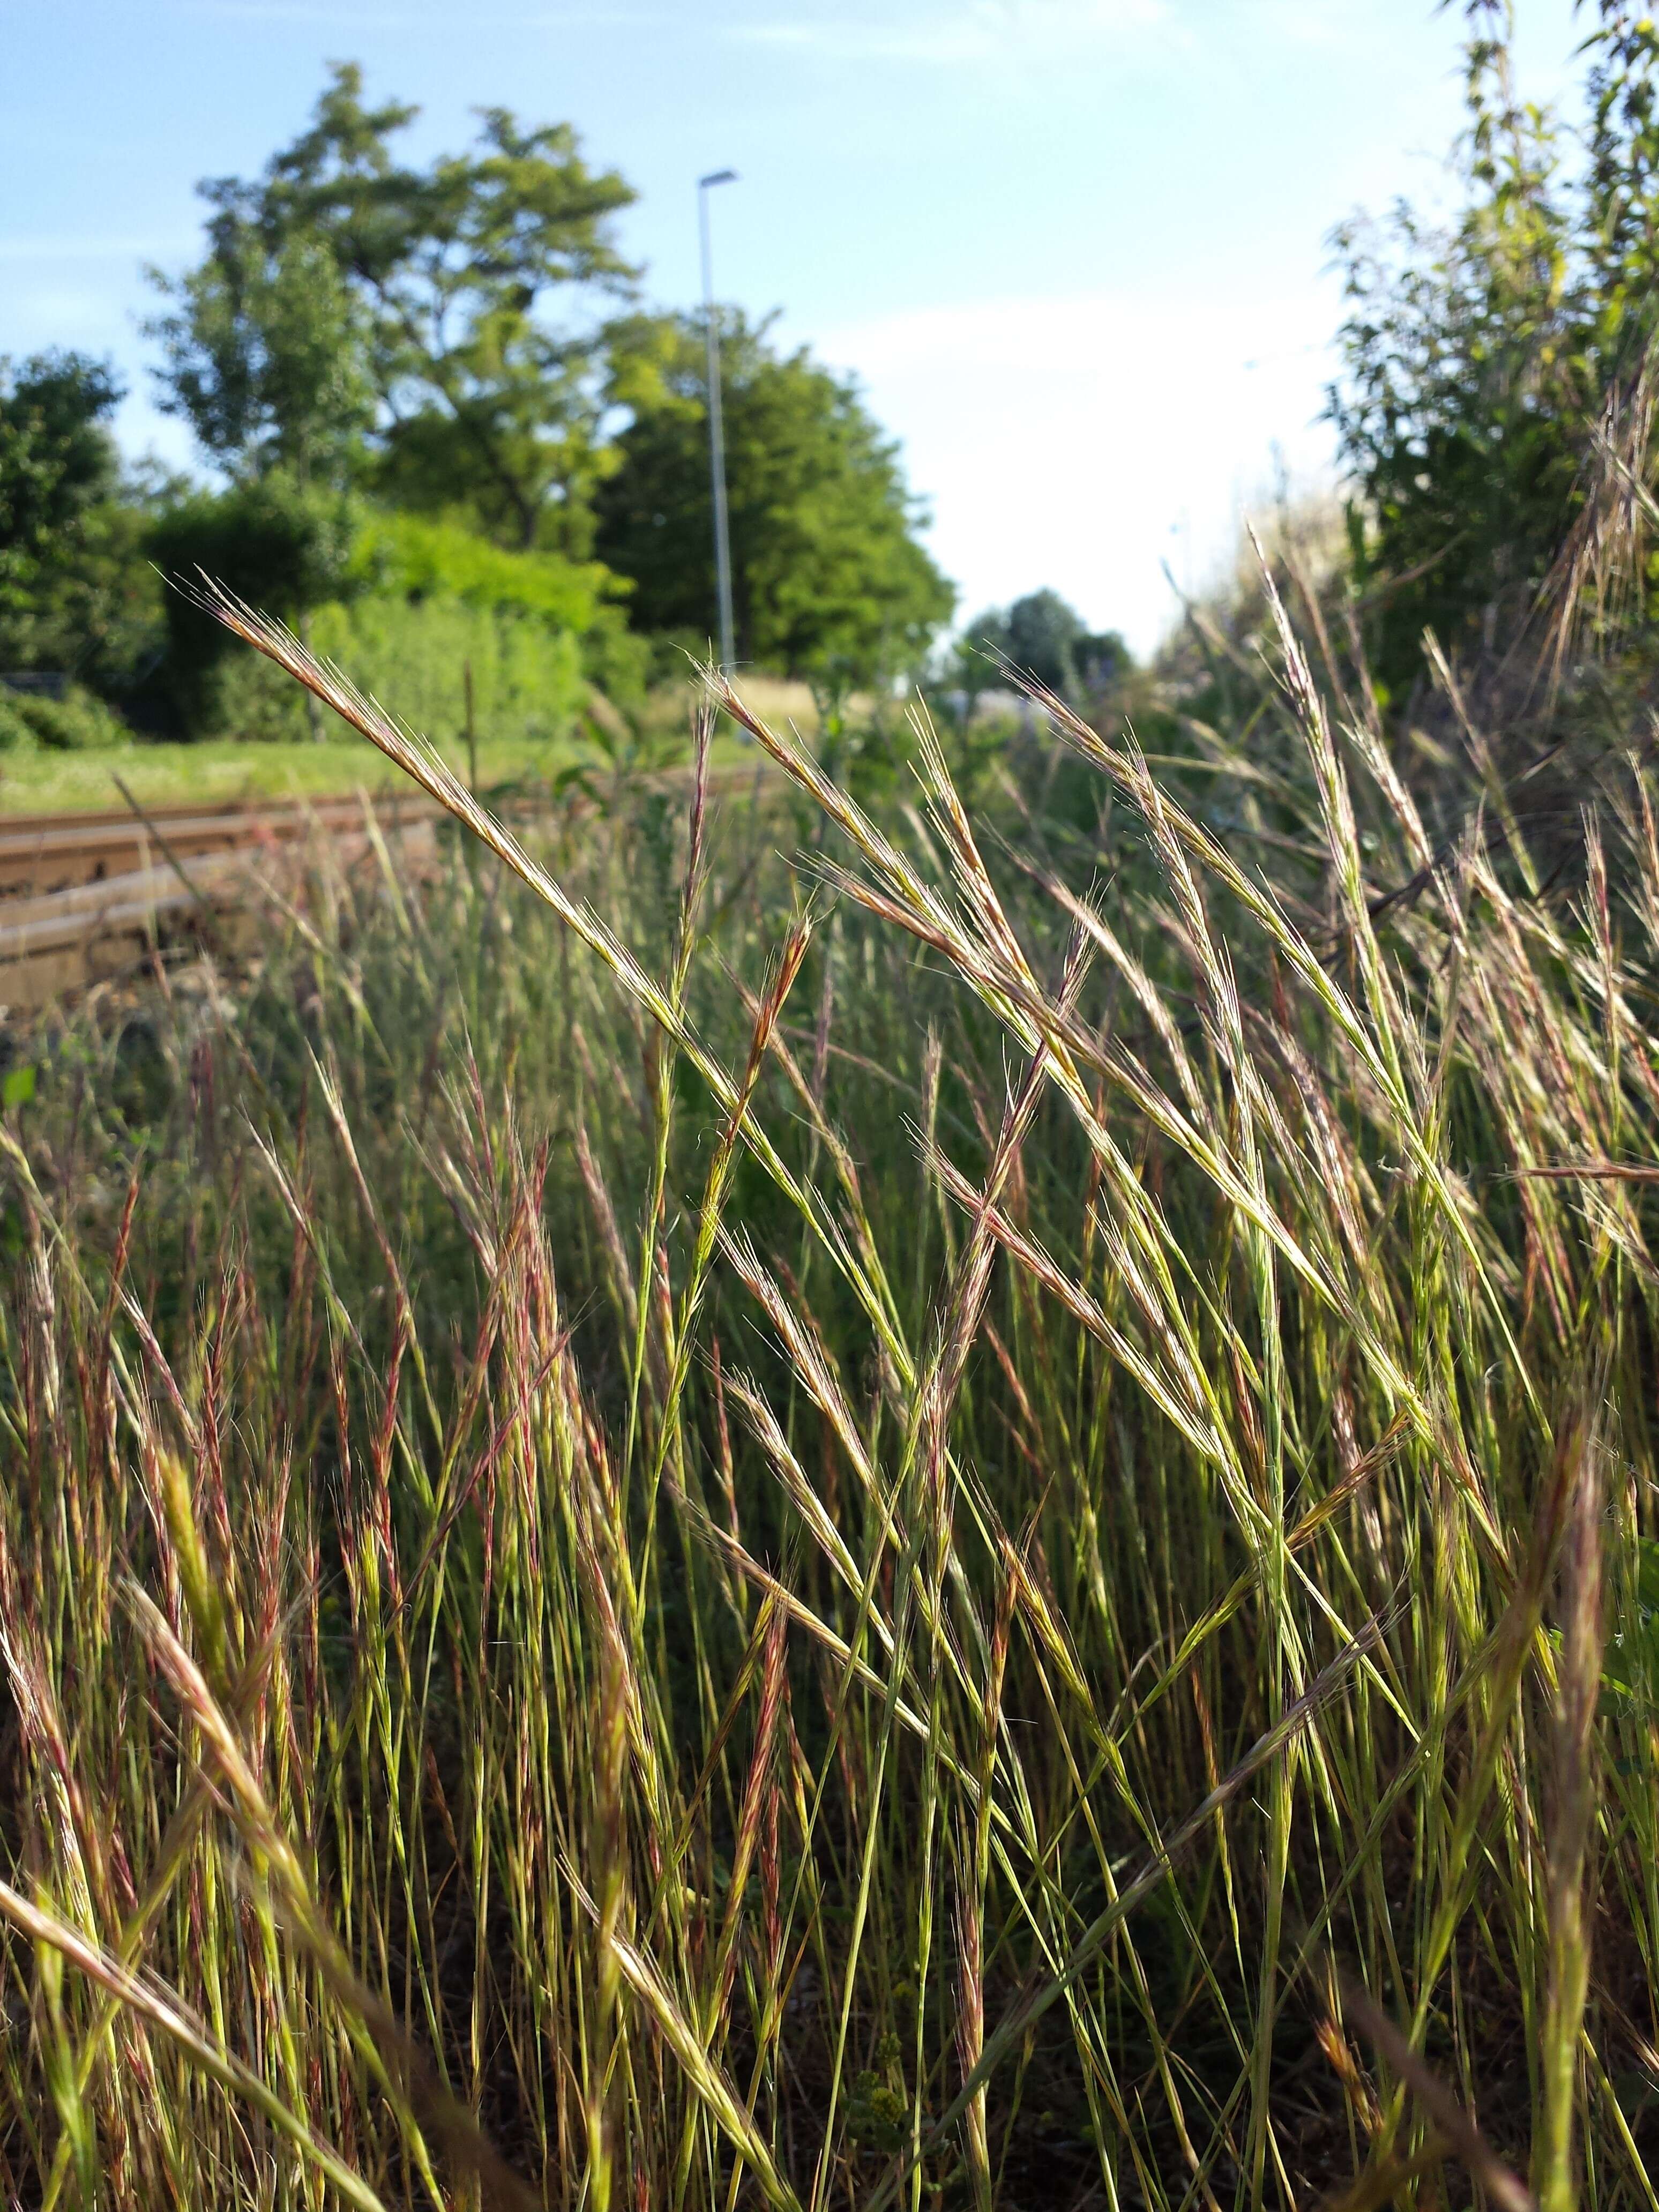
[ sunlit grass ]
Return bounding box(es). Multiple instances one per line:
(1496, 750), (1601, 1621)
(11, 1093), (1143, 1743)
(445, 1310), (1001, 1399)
(0, 598), (1655, 2209)
(0, 731), (575, 814)
(0, 676), (814, 818)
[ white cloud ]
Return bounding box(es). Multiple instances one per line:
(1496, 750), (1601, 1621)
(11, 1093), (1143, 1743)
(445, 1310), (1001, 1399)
(165, 0), (657, 22)
(1245, 0), (1361, 48)
(115, 396), (198, 475)
(817, 285), (1340, 653)
(0, 236), (193, 264)
(731, 0), (1169, 66)
(166, 0), (457, 20)
(3, 285), (134, 345)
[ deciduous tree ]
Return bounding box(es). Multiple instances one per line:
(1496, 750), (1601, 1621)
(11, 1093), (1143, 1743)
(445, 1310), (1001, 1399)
(0, 352), (123, 597)
(594, 310), (953, 682)
(962, 589), (1127, 704)
(173, 64), (639, 556)
(147, 225), (371, 489)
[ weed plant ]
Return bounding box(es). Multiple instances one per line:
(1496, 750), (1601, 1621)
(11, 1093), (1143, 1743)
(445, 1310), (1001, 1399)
(1, 584), (1656, 2209)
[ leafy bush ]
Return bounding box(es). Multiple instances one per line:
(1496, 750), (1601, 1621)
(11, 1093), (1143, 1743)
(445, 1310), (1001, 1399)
(5, 495), (169, 706)
(144, 504), (619, 743)
(314, 591), (585, 746)
(574, 605), (651, 715)
(146, 472), (359, 734)
(350, 510), (610, 630)
(353, 507), (646, 713)
(204, 587), (587, 746)
(0, 693), (33, 753)
(1, 681), (130, 751)
(1330, 5), (1659, 697)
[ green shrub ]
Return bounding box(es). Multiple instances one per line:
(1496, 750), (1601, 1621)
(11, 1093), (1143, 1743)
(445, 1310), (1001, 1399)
(146, 474), (359, 734)
(640, 626), (709, 691)
(353, 509), (644, 713)
(204, 643), (322, 745)
(2, 681), (130, 751)
(579, 609), (651, 715)
(0, 694), (33, 753)
(1329, 10), (1659, 696)
(321, 592), (586, 747)
(0, 496), (168, 705)
(206, 589), (588, 747)
(150, 504), (614, 744)
(350, 511), (609, 631)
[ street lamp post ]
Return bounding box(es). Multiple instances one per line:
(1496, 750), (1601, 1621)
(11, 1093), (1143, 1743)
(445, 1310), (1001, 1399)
(698, 168), (738, 672)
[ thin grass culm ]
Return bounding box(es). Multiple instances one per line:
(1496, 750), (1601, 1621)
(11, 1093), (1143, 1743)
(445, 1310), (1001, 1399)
(2, 572), (1658, 2212)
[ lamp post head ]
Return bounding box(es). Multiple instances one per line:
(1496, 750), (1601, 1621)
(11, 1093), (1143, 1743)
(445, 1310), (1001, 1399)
(699, 169), (738, 190)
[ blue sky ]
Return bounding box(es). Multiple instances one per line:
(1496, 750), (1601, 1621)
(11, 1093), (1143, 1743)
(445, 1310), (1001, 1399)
(3, 0), (1587, 652)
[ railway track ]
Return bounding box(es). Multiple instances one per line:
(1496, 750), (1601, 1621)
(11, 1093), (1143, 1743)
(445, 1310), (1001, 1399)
(0, 759), (774, 1016)
(0, 790), (444, 1014)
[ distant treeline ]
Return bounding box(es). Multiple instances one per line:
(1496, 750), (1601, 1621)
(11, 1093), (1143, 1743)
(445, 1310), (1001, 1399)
(12, 5), (1659, 757)
(0, 65), (958, 746)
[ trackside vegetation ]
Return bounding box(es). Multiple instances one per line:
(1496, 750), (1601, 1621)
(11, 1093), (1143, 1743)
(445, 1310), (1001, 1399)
(4, 552), (1659, 2204)
(11, 4), (1659, 2207)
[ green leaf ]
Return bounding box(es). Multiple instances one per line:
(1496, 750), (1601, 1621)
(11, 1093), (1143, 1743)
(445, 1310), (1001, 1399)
(1602, 1538), (1659, 1705)
(1635, 1535), (1659, 1617)
(2, 1063), (36, 1110)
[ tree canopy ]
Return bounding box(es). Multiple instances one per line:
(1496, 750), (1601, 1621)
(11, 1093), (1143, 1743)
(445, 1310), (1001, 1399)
(147, 226), (371, 489)
(0, 352), (123, 601)
(958, 589), (1127, 704)
(0, 353), (166, 694)
(594, 310), (953, 683)
(11, 64), (965, 732)
(155, 64), (639, 555)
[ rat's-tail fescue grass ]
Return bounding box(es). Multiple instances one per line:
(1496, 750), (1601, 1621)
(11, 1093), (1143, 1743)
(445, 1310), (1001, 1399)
(3, 581), (1658, 2206)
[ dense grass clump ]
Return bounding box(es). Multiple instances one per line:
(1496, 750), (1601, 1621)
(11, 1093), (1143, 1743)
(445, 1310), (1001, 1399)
(2, 589), (1658, 2210)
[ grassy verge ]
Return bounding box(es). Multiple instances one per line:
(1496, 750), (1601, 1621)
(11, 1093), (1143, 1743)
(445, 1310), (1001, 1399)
(0, 608), (1654, 2209)
(0, 676), (820, 817)
(0, 731), (574, 814)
